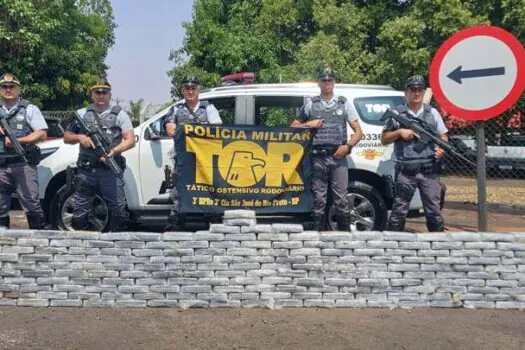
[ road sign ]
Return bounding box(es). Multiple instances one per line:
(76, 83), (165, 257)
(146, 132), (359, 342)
(430, 26), (525, 121)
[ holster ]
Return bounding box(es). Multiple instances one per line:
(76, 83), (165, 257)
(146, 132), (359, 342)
(26, 145), (41, 165)
(66, 166), (77, 193)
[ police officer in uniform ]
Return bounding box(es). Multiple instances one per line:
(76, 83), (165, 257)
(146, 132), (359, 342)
(0, 73), (48, 229)
(292, 69), (363, 231)
(381, 75), (448, 232)
(164, 76), (222, 231)
(64, 78), (135, 231)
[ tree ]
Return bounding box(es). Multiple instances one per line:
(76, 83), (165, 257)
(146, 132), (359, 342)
(169, 0), (525, 95)
(0, 0), (116, 109)
(127, 99), (145, 124)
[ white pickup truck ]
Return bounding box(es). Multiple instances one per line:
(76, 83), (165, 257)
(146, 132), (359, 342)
(36, 83), (426, 231)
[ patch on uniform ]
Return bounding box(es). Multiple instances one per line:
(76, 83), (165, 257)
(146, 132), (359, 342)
(15, 114), (24, 122)
(356, 148), (384, 160)
(336, 108), (344, 116)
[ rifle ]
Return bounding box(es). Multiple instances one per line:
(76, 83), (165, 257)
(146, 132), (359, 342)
(73, 112), (124, 178)
(0, 109), (28, 163)
(381, 108), (477, 167)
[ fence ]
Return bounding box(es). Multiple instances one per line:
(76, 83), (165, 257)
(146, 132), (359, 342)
(438, 110), (525, 230)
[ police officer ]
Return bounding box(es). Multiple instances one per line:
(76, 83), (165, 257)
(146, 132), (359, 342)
(164, 76), (222, 231)
(381, 75), (448, 232)
(0, 73), (48, 229)
(291, 68), (363, 231)
(64, 78), (135, 231)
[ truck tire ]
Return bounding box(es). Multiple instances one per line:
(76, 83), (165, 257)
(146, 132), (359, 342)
(51, 184), (110, 231)
(327, 182), (388, 232)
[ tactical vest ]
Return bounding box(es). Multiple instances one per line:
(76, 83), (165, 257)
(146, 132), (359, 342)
(394, 104), (437, 164)
(78, 104), (123, 165)
(0, 100), (33, 160)
(174, 101), (209, 124)
(3, 99), (33, 139)
(307, 96), (348, 147)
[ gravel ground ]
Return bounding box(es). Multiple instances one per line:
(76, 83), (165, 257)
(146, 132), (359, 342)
(0, 308), (524, 350)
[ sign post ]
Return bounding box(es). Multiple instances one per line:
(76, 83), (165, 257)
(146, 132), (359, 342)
(475, 121), (487, 231)
(430, 26), (525, 232)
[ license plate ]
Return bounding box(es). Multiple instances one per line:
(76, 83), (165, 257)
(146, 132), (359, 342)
(499, 165), (512, 170)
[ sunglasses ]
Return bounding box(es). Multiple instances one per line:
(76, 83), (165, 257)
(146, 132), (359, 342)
(94, 90), (110, 95)
(0, 84), (16, 89)
(409, 87), (424, 92)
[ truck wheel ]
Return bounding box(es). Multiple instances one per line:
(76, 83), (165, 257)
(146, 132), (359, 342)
(52, 185), (110, 231)
(327, 183), (388, 232)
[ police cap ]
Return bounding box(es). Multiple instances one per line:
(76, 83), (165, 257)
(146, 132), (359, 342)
(316, 68), (336, 81)
(181, 75), (200, 88)
(404, 75), (426, 90)
(90, 78), (112, 92)
(0, 73), (21, 86)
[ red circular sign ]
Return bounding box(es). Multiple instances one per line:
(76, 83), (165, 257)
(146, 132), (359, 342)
(430, 26), (525, 121)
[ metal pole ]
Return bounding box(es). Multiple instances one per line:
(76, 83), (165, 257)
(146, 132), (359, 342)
(476, 121), (488, 231)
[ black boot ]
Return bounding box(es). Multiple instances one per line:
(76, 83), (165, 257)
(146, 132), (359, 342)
(0, 216), (10, 229)
(426, 215), (445, 232)
(26, 213), (45, 230)
(110, 216), (128, 232)
(335, 214), (350, 231)
(387, 218), (406, 232)
(164, 214), (182, 232)
(312, 214), (325, 231)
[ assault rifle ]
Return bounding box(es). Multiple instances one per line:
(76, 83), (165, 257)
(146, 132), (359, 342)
(381, 108), (477, 167)
(0, 109), (28, 163)
(73, 112), (124, 178)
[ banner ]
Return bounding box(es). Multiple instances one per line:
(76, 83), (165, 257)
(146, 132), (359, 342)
(175, 124), (314, 214)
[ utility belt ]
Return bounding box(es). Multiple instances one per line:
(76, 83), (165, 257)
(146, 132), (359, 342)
(77, 155), (126, 171)
(312, 145), (339, 156)
(396, 161), (441, 176)
(0, 145), (41, 166)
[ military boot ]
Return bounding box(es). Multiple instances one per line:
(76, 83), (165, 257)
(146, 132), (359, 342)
(110, 216), (128, 232)
(426, 215), (445, 232)
(26, 213), (45, 230)
(312, 214), (325, 231)
(0, 216), (10, 229)
(164, 214), (182, 232)
(387, 218), (406, 232)
(335, 214), (350, 232)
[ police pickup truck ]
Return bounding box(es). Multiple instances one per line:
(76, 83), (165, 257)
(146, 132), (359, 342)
(37, 83), (424, 231)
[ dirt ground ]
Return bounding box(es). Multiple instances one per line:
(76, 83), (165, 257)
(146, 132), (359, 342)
(0, 308), (524, 349)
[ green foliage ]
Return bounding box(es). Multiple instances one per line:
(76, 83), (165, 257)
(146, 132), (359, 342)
(0, 0), (116, 109)
(169, 0), (525, 107)
(127, 98), (145, 122)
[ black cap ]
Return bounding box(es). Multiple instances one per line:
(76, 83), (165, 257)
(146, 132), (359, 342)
(0, 73), (21, 86)
(181, 75), (200, 88)
(405, 75), (426, 90)
(316, 67), (336, 81)
(90, 78), (111, 92)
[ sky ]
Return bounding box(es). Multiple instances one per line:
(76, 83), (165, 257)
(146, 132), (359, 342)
(106, 0), (194, 106)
